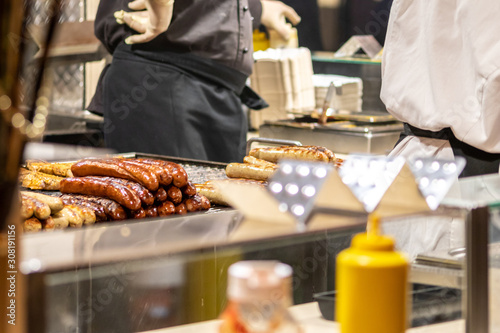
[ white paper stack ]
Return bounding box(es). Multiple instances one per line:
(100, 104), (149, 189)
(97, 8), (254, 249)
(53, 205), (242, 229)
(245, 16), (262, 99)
(249, 48), (315, 128)
(313, 74), (363, 112)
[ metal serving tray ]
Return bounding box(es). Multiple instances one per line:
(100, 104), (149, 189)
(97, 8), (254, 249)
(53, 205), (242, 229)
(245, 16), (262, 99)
(259, 119), (403, 155)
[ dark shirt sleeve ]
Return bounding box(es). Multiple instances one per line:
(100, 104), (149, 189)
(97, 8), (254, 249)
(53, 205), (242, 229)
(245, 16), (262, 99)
(94, 0), (131, 54)
(248, 0), (263, 29)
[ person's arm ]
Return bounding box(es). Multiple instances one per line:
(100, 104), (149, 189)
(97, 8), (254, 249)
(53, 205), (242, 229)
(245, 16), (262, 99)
(114, 0), (174, 44)
(248, 0), (263, 29)
(260, 0), (301, 40)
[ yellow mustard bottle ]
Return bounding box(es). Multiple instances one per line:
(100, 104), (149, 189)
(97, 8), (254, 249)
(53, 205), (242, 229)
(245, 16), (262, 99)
(335, 214), (409, 333)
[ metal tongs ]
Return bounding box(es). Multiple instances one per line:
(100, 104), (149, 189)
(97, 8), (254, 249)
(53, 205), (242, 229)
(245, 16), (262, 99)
(318, 81), (342, 125)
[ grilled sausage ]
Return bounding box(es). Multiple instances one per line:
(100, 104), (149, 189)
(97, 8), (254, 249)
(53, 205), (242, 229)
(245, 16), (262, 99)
(60, 176), (141, 210)
(194, 184), (228, 206)
(181, 181), (197, 198)
(26, 160), (74, 177)
(145, 206), (158, 218)
(21, 191), (64, 213)
(19, 168), (63, 190)
(243, 156), (278, 168)
(105, 177), (155, 206)
(21, 195), (51, 220)
(135, 159), (188, 188)
(60, 194), (108, 222)
(198, 194), (211, 210)
(175, 203), (187, 215)
(41, 216), (56, 231)
(158, 201), (175, 216)
(20, 195), (35, 219)
(71, 159), (159, 191)
(154, 187), (168, 203)
(24, 217), (42, 232)
(302, 145), (336, 162)
(184, 196), (202, 212)
(167, 186), (183, 204)
(53, 205), (86, 228)
(125, 159), (172, 186)
(249, 146), (331, 163)
(225, 163), (276, 181)
(129, 208), (146, 219)
(62, 194), (126, 221)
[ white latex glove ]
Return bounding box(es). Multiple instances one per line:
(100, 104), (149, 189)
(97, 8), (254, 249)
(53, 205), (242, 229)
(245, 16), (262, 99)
(260, 0), (301, 41)
(114, 0), (174, 44)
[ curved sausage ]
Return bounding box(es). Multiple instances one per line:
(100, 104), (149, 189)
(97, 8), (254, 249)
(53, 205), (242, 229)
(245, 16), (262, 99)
(127, 159), (173, 186)
(60, 194), (108, 222)
(158, 201), (175, 216)
(60, 176), (141, 210)
(22, 195), (51, 220)
(105, 177), (155, 206)
(41, 216), (56, 230)
(129, 208), (146, 219)
(64, 194), (127, 221)
(175, 203), (187, 215)
(110, 159), (159, 191)
(20, 195), (35, 219)
(71, 159), (159, 191)
(198, 194), (211, 210)
(24, 217), (42, 232)
(145, 206), (158, 218)
(167, 186), (183, 204)
(181, 181), (197, 198)
(184, 196), (202, 212)
(21, 191), (63, 213)
(154, 187), (168, 203)
(135, 159), (188, 188)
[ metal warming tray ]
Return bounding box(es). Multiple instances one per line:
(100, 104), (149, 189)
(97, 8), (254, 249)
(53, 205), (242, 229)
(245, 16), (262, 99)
(21, 152), (234, 271)
(259, 113), (403, 155)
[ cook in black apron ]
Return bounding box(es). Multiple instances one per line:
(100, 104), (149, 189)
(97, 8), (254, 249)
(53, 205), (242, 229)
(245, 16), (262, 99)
(89, 0), (268, 163)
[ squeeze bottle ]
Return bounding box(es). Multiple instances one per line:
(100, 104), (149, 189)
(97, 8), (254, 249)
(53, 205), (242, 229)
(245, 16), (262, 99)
(335, 214), (409, 333)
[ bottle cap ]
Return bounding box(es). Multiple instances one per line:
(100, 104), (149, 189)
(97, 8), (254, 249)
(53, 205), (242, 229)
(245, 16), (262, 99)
(351, 233), (395, 252)
(227, 261), (293, 304)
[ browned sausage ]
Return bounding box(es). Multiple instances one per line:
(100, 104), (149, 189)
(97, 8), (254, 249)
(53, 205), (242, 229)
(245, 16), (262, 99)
(184, 196), (202, 212)
(71, 159), (159, 191)
(60, 194), (108, 222)
(109, 159), (159, 191)
(60, 176), (141, 210)
(158, 201), (175, 216)
(63, 194), (126, 221)
(105, 177), (155, 206)
(181, 181), (197, 198)
(41, 216), (56, 230)
(24, 217), (42, 232)
(198, 194), (211, 210)
(21, 195), (51, 220)
(167, 186), (183, 204)
(135, 159), (188, 188)
(175, 203), (187, 215)
(129, 208), (146, 219)
(145, 206), (158, 217)
(127, 159), (172, 186)
(154, 187), (168, 203)
(20, 195), (35, 219)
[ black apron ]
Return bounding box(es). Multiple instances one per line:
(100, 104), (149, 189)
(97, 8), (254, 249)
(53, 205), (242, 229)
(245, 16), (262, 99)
(396, 123), (500, 177)
(91, 43), (267, 163)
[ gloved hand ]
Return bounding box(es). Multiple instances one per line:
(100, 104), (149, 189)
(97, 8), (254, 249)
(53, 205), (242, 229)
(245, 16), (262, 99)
(114, 0), (174, 44)
(260, 0), (301, 41)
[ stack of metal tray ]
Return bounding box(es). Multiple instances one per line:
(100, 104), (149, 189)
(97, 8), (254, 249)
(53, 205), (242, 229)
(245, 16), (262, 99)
(259, 112), (403, 155)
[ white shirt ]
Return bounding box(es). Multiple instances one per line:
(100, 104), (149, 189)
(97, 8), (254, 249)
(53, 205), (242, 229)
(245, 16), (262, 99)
(380, 0), (500, 153)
